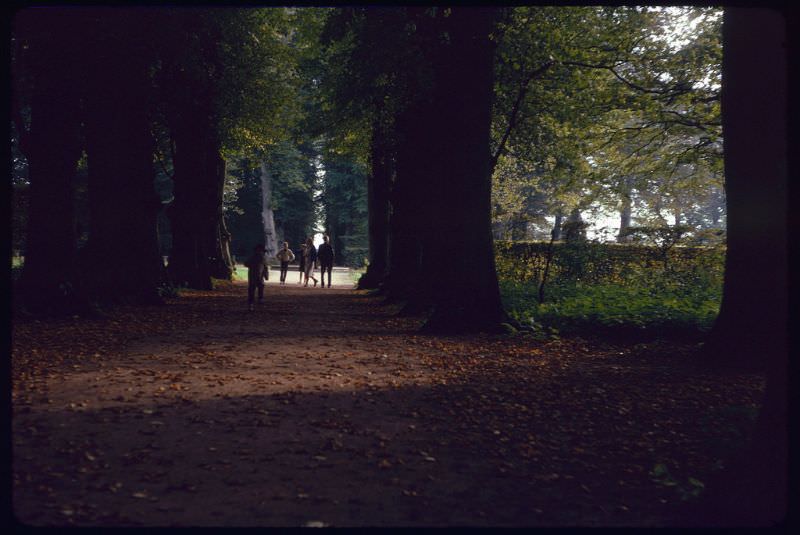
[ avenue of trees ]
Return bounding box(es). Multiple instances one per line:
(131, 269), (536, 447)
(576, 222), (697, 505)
(9, 7), (789, 523)
(10, 6), (729, 323)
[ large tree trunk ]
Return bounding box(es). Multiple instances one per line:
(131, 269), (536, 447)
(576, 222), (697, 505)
(15, 11), (84, 313)
(358, 113), (392, 290)
(382, 98), (431, 304)
(690, 8), (788, 527)
(259, 161), (279, 262)
(218, 214), (235, 278)
(395, 96), (440, 315)
(80, 11), (164, 303)
(210, 154), (233, 280)
(422, 7), (508, 333)
(167, 114), (216, 290)
(160, 12), (226, 290)
(168, 129), (228, 290)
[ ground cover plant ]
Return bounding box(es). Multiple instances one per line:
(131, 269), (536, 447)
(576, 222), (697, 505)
(496, 239), (724, 339)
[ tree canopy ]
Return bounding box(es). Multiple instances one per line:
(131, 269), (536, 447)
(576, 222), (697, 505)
(11, 5), (725, 306)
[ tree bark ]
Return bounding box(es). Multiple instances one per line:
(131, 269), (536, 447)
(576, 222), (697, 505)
(422, 7), (509, 333)
(689, 8), (788, 527)
(210, 155), (234, 280)
(617, 177), (634, 242)
(15, 10), (84, 313)
(160, 12), (226, 290)
(167, 116), (218, 290)
(358, 113), (392, 290)
(259, 161), (279, 263)
(80, 11), (165, 303)
(382, 96), (433, 305)
(218, 214), (235, 278)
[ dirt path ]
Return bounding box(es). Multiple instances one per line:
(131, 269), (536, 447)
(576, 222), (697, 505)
(11, 281), (764, 527)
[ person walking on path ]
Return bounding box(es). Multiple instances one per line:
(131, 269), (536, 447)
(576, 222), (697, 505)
(244, 243), (269, 311)
(317, 234), (335, 288)
(297, 243), (306, 284)
(275, 241), (295, 285)
(303, 237), (318, 287)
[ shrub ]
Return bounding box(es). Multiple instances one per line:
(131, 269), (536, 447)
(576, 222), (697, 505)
(496, 239), (724, 338)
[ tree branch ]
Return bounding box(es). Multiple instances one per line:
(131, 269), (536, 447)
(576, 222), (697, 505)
(491, 59), (554, 174)
(559, 58), (701, 106)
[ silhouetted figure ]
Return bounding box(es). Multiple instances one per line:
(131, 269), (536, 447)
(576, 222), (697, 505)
(244, 244), (268, 311)
(317, 234), (334, 288)
(303, 237), (318, 287)
(275, 241), (295, 285)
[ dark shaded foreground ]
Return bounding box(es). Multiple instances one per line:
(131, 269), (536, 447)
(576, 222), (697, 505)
(12, 282), (764, 526)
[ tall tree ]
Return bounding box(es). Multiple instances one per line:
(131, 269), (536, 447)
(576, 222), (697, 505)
(78, 10), (165, 303)
(358, 108), (393, 288)
(422, 7), (510, 333)
(688, 7), (788, 526)
(259, 162), (279, 260)
(158, 10), (226, 289)
(158, 8), (299, 288)
(13, 9), (84, 312)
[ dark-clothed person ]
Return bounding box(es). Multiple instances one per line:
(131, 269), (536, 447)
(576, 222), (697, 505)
(317, 234), (335, 288)
(245, 244), (269, 310)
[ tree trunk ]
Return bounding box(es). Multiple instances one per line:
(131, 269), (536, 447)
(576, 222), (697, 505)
(168, 116), (217, 290)
(689, 8), (788, 527)
(395, 95), (440, 315)
(358, 113), (392, 290)
(422, 7), (508, 333)
(80, 11), (165, 303)
(15, 11), (84, 313)
(160, 12), (226, 290)
(259, 161), (279, 262)
(218, 214), (235, 277)
(210, 154), (233, 280)
(551, 211), (564, 241)
(565, 207), (586, 241)
(382, 98), (432, 305)
(617, 177), (634, 242)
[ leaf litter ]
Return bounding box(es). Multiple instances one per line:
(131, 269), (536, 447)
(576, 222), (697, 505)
(12, 282), (764, 526)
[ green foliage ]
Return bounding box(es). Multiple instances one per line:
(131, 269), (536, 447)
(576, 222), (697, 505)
(491, 7), (723, 241)
(268, 141), (319, 247)
(497, 239), (724, 337)
(226, 143), (318, 259)
(232, 264), (249, 282)
(320, 149), (369, 267)
(225, 159), (264, 258)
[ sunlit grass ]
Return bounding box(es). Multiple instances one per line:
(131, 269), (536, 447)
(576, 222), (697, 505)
(500, 278), (721, 337)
